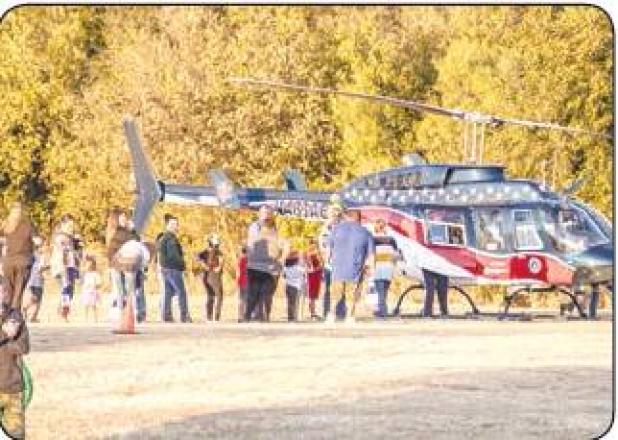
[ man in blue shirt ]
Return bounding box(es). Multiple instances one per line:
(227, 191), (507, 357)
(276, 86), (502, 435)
(326, 209), (374, 324)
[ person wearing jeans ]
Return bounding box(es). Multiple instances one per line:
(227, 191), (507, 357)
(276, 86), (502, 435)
(52, 214), (79, 321)
(319, 204), (342, 319)
(422, 269), (449, 317)
(106, 208), (141, 323)
(135, 269), (147, 323)
(326, 208), (374, 324)
(158, 215), (191, 323)
(372, 218), (399, 318)
(160, 267), (190, 321)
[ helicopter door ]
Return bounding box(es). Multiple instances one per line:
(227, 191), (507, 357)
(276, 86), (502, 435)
(475, 209), (509, 253)
(511, 209), (544, 251)
(424, 208), (476, 275)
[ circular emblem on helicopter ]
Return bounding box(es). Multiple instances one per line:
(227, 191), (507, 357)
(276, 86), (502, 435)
(528, 257), (542, 274)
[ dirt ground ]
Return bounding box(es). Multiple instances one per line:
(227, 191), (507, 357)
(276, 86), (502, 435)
(10, 290), (614, 440)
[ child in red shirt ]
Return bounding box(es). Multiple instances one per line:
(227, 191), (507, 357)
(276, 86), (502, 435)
(305, 239), (323, 320)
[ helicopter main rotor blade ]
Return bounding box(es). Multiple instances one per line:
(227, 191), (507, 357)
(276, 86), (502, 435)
(228, 77), (465, 120)
(229, 77), (610, 139)
(489, 116), (611, 139)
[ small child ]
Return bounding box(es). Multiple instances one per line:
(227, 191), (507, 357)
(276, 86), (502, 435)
(0, 309), (30, 439)
(283, 250), (305, 322)
(81, 256), (102, 323)
(23, 236), (48, 323)
(305, 239), (323, 321)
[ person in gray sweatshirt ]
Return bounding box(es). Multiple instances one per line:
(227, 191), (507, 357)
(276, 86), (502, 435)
(244, 206), (286, 322)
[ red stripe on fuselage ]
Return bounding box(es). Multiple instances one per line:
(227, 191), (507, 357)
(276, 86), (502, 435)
(357, 205), (574, 285)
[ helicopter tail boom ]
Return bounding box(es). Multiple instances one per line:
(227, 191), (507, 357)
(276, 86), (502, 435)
(123, 116), (335, 230)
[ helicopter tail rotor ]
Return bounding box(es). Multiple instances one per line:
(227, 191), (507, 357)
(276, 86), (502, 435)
(208, 169), (241, 209)
(283, 169), (307, 191)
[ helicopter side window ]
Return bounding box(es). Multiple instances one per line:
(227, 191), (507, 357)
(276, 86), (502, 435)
(477, 209), (506, 252)
(426, 209), (466, 246)
(512, 210), (543, 251)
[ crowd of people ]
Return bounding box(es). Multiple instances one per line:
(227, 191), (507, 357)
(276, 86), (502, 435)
(0, 201), (454, 328)
(0, 199), (451, 439)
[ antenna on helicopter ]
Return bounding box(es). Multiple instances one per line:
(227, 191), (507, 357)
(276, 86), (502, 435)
(229, 77), (610, 165)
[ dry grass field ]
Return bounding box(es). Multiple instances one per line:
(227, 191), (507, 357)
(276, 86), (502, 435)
(10, 288), (614, 439)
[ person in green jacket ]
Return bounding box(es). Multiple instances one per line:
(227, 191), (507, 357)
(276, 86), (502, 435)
(157, 215), (192, 323)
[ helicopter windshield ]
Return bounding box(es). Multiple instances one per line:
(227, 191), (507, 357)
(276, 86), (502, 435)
(541, 205), (610, 255)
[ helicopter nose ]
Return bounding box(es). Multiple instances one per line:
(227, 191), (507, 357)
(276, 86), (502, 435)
(569, 243), (614, 285)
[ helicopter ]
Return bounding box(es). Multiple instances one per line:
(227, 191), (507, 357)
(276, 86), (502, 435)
(124, 78), (613, 319)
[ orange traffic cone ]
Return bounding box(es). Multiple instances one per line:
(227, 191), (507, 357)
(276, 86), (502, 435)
(113, 295), (136, 335)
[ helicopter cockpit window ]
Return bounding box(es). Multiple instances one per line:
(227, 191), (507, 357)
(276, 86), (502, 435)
(426, 209), (466, 246)
(477, 209), (506, 252)
(541, 207), (609, 255)
(512, 210), (543, 251)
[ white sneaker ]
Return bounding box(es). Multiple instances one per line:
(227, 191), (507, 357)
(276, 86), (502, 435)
(324, 313), (335, 324)
(345, 316), (356, 325)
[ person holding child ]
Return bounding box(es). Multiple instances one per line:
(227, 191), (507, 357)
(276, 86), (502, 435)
(0, 309), (30, 439)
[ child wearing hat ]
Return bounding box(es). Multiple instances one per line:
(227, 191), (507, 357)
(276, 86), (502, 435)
(197, 234), (224, 322)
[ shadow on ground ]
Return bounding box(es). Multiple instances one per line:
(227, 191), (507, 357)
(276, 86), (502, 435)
(104, 366), (613, 440)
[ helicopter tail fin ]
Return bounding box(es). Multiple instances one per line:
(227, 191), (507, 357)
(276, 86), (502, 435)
(283, 169), (307, 191)
(208, 169), (241, 209)
(123, 116), (162, 233)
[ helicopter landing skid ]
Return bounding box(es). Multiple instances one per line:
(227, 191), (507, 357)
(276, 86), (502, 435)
(391, 284), (480, 317)
(500, 286), (586, 320)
